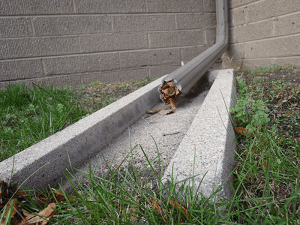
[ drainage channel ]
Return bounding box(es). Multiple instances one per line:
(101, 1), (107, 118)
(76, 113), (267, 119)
(62, 72), (215, 190)
(0, 0), (230, 194)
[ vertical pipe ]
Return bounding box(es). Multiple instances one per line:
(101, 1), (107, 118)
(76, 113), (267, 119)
(159, 0), (228, 101)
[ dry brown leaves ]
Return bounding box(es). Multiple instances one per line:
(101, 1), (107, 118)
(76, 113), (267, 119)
(128, 200), (139, 223)
(145, 198), (189, 223)
(146, 109), (161, 115)
(159, 81), (182, 113)
(169, 199), (190, 219)
(234, 127), (250, 135)
(0, 180), (68, 225)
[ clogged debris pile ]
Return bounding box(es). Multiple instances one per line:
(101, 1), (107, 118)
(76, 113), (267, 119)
(159, 81), (182, 114)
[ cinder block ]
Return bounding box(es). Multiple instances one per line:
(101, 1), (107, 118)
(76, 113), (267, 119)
(81, 69), (149, 84)
(0, 36), (81, 60)
(46, 75), (82, 88)
(74, 0), (146, 13)
(0, 59), (44, 80)
(29, 75), (73, 88)
(146, 0), (202, 13)
(47, 75), (75, 88)
(227, 43), (246, 60)
(176, 13), (216, 30)
(148, 65), (180, 78)
(229, 0), (258, 9)
(0, 39), (32, 60)
(67, 75), (83, 88)
(231, 58), (276, 70)
(120, 48), (180, 69)
(244, 35), (300, 59)
(203, 0), (216, 12)
(275, 56), (300, 68)
(205, 29), (216, 45)
(43, 53), (120, 76)
(229, 7), (247, 27)
(274, 12), (300, 36)
(0, 0), (73, 15)
(229, 20), (273, 43)
(113, 15), (175, 32)
(0, 82), (6, 90)
(37, 36), (81, 56)
(181, 45), (209, 63)
(33, 16), (112, 36)
(80, 33), (148, 53)
(247, 0), (300, 23)
(149, 30), (205, 48)
(0, 17), (33, 38)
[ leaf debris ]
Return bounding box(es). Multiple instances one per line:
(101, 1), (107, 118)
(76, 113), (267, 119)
(159, 81), (182, 112)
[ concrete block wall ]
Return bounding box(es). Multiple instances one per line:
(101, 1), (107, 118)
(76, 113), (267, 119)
(0, 0), (217, 89)
(224, 0), (300, 70)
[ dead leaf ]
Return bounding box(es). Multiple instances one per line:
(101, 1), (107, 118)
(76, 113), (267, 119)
(170, 199), (190, 219)
(158, 109), (174, 115)
(36, 195), (48, 207)
(16, 191), (28, 198)
(272, 118), (276, 121)
(53, 190), (66, 203)
(144, 115), (150, 119)
(159, 81), (182, 111)
(130, 200), (139, 222)
(277, 99), (288, 105)
(1, 199), (18, 220)
(26, 203), (56, 225)
(261, 162), (267, 169)
(278, 90), (284, 94)
(146, 109), (160, 114)
(169, 98), (176, 110)
(234, 127), (250, 135)
(22, 210), (36, 221)
(150, 200), (162, 215)
(285, 112), (291, 116)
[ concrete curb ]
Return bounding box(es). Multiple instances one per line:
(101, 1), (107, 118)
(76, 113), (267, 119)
(0, 69), (236, 199)
(0, 76), (166, 189)
(162, 69), (236, 199)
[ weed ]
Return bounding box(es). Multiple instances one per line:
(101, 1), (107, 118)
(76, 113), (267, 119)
(230, 78), (270, 132)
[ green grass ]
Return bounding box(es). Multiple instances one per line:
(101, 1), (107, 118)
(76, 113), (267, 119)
(0, 78), (158, 163)
(0, 83), (86, 162)
(1, 67), (300, 224)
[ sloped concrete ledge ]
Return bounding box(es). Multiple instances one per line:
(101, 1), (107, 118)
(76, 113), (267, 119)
(0, 76), (165, 189)
(162, 69), (236, 199)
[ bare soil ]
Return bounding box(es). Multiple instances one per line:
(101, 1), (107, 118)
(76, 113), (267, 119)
(235, 68), (300, 140)
(72, 79), (156, 113)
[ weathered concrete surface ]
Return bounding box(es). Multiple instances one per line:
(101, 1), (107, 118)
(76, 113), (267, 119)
(0, 76), (165, 188)
(163, 69), (236, 199)
(68, 72), (213, 191)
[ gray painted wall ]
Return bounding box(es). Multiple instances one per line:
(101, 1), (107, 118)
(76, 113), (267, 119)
(0, 0), (217, 88)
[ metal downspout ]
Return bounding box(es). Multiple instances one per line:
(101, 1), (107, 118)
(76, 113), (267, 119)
(159, 0), (228, 100)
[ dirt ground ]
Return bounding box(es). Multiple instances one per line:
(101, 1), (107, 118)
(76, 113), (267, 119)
(235, 68), (300, 139)
(72, 79), (156, 113)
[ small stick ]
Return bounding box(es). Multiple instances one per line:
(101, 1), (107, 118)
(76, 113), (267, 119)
(163, 131), (180, 136)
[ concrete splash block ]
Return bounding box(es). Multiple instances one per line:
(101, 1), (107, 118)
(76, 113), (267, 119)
(0, 76), (165, 189)
(162, 69), (236, 199)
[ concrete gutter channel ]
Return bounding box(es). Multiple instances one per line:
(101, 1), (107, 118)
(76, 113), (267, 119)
(0, 0), (235, 199)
